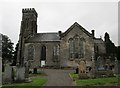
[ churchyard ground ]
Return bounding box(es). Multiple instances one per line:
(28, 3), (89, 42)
(2, 68), (47, 88)
(69, 73), (119, 86)
(2, 77), (47, 88)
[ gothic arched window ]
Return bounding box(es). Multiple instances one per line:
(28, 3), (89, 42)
(74, 35), (79, 58)
(68, 38), (74, 58)
(68, 35), (85, 59)
(41, 45), (46, 60)
(79, 38), (85, 58)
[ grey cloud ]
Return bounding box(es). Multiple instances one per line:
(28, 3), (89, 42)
(0, 1), (118, 47)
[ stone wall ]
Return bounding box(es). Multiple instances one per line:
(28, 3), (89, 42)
(24, 42), (60, 68)
(24, 25), (95, 68)
(60, 26), (94, 67)
(94, 39), (106, 55)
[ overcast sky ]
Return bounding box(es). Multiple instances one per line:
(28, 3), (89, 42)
(0, 0), (119, 47)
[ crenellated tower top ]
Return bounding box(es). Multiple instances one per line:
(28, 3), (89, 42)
(22, 8), (38, 21)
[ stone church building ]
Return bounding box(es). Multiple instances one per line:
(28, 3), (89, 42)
(17, 8), (106, 69)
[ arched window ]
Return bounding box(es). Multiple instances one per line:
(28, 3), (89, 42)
(41, 45), (46, 60)
(28, 44), (34, 60)
(68, 35), (85, 59)
(68, 38), (74, 58)
(74, 35), (79, 58)
(79, 38), (85, 58)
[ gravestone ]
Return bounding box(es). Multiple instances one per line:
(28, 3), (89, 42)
(78, 60), (88, 79)
(97, 56), (104, 71)
(106, 59), (110, 70)
(24, 61), (31, 82)
(105, 59), (114, 77)
(3, 61), (12, 84)
(16, 66), (25, 82)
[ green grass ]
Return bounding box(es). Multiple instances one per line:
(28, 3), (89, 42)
(2, 78), (47, 88)
(69, 73), (119, 86)
(69, 73), (79, 80)
(76, 77), (118, 86)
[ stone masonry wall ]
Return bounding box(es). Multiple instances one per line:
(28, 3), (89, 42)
(60, 26), (94, 67)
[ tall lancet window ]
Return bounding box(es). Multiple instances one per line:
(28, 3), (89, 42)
(69, 38), (74, 58)
(28, 44), (34, 60)
(79, 38), (85, 58)
(74, 35), (79, 58)
(41, 45), (46, 60)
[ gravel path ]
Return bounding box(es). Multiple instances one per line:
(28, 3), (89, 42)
(41, 69), (75, 86)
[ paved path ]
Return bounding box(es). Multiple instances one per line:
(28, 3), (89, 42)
(42, 69), (75, 86)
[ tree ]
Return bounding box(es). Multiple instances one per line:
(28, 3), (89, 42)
(12, 42), (19, 66)
(2, 34), (14, 64)
(117, 46), (120, 61)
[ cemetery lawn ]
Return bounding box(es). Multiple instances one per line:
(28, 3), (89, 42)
(2, 78), (47, 88)
(69, 73), (119, 86)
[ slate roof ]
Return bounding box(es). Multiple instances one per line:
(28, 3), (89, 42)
(26, 33), (60, 43)
(25, 22), (102, 43)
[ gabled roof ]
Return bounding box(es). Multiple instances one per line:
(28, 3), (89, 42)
(61, 22), (92, 37)
(26, 33), (60, 43)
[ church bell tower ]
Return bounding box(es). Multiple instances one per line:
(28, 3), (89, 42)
(17, 8), (38, 66)
(21, 8), (38, 38)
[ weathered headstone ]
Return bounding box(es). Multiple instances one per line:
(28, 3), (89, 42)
(106, 59), (110, 70)
(79, 60), (86, 73)
(24, 61), (31, 82)
(78, 60), (88, 79)
(16, 66), (25, 82)
(105, 59), (113, 77)
(97, 56), (104, 71)
(3, 62), (12, 84)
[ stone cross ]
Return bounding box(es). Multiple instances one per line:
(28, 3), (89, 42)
(24, 61), (31, 82)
